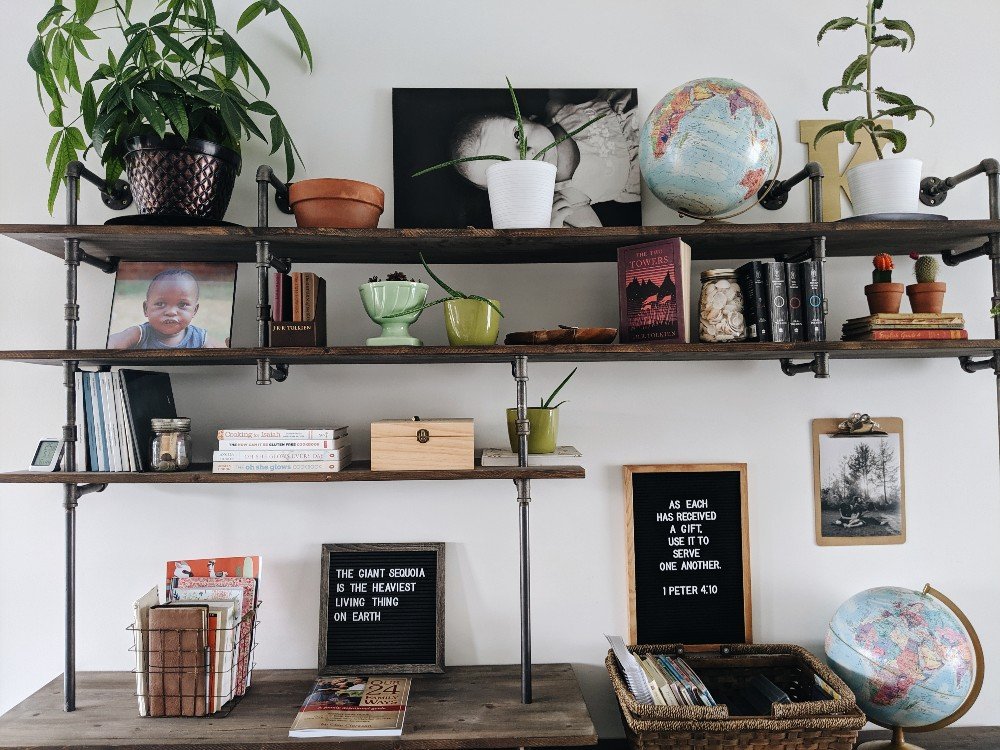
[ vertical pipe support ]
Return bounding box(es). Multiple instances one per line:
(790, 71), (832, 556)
(512, 355), (532, 703)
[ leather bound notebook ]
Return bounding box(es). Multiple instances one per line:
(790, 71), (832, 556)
(147, 605), (208, 717)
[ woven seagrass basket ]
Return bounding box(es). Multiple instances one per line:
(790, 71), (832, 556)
(607, 644), (866, 750)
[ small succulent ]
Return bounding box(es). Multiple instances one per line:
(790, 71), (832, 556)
(872, 253), (894, 283)
(909, 252), (939, 283)
(367, 272), (419, 283)
(384, 253), (503, 319)
(540, 367), (577, 409)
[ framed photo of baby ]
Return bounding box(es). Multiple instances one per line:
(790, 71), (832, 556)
(393, 87), (641, 229)
(812, 418), (906, 547)
(106, 261), (237, 350)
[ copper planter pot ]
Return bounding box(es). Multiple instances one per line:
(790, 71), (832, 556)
(124, 135), (241, 221)
(288, 178), (385, 228)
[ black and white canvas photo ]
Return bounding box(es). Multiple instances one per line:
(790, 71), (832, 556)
(813, 429), (906, 546)
(393, 87), (641, 228)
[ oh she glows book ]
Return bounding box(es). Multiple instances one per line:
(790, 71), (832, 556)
(289, 676), (411, 737)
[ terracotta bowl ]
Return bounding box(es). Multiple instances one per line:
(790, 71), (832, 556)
(288, 178), (384, 228)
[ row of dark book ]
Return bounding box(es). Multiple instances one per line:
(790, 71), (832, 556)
(736, 260), (826, 343)
(75, 370), (176, 472)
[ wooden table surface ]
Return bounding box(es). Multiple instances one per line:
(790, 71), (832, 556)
(0, 666), (597, 750)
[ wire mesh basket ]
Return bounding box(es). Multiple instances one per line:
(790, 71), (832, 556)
(128, 605), (258, 717)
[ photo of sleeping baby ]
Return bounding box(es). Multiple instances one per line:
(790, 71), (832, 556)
(106, 261), (237, 349)
(393, 87), (641, 229)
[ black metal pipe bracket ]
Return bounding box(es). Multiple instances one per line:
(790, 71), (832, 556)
(256, 165), (294, 218)
(759, 161), (824, 215)
(781, 353), (830, 379)
(74, 483), (107, 499)
(920, 158), (999, 211)
(942, 240), (990, 267)
(960, 354), (999, 374)
(66, 161), (132, 211)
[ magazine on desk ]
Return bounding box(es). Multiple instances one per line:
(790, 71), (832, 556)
(289, 676), (411, 737)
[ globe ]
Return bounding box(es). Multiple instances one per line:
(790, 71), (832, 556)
(825, 586), (981, 750)
(639, 77), (779, 218)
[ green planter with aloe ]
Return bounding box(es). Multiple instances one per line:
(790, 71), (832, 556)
(506, 367), (577, 455)
(386, 254), (502, 346)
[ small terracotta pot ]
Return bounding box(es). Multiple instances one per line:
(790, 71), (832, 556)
(864, 283), (904, 315)
(906, 282), (946, 314)
(288, 178), (384, 228)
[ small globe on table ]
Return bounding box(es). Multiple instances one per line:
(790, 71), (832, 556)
(825, 585), (983, 750)
(639, 77), (779, 219)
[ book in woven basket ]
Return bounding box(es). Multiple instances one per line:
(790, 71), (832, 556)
(607, 643), (866, 750)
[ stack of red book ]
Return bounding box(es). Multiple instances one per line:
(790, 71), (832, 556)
(841, 313), (966, 341)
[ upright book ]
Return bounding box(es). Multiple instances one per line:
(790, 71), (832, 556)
(762, 262), (789, 343)
(147, 604), (208, 717)
(289, 676), (411, 737)
(800, 260), (826, 341)
(119, 370), (176, 471)
(785, 262), (804, 342)
(618, 238), (692, 344)
(735, 261), (769, 342)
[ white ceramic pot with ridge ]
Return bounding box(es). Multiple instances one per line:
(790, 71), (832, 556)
(847, 157), (923, 217)
(485, 160), (557, 229)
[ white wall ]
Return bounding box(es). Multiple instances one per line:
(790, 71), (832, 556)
(1, 0), (998, 737)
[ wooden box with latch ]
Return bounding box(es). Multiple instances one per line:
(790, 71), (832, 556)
(370, 418), (474, 471)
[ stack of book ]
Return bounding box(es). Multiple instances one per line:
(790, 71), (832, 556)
(132, 555), (262, 717)
(480, 446), (582, 466)
(212, 428), (351, 473)
(841, 313), (966, 341)
(637, 653), (718, 707)
(78, 370), (176, 472)
(736, 260), (826, 343)
(270, 271), (327, 346)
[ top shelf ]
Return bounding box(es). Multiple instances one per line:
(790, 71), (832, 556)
(0, 220), (996, 264)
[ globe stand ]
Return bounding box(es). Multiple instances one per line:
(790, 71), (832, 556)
(858, 726), (924, 750)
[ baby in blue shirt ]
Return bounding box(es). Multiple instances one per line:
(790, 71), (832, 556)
(108, 269), (225, 349)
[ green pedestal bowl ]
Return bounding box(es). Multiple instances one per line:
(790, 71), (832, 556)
(359, 281), (428, 346)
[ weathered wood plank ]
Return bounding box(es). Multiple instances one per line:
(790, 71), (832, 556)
(0, 221), (995, 264)
(0, 666), (597, 750)
(0, 460), (586, 484)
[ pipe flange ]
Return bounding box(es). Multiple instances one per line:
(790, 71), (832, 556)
(919, 176), (948, 207)
(101, 180), (133, 211)
(758, 180), (788, 211)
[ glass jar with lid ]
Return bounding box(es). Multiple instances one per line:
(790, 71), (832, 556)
(699, 269), (747, 342)
(151, 418), (191, 472)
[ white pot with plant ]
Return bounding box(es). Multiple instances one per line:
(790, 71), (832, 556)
(815, 1), (934, 217)
(412, 78), (605, 229)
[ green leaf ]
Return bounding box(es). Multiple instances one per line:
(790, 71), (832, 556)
(278, 5), (313, 70)
(465, 294), (504, 318)
(533, 112), (607, 161)
(45, 130), (62, 167)
(65, 126), (86, 150)
(418, 252), (466, 299)
(66, 43), (81, 92)
(844, 117), (867, 146)
(65, 22), (99, 41)
(881, 18), (915, 48)
(412, 154), (511, 177)
(874, 127), (907, 154)
(241, 49), (270, 94)
(158, 94), (189, 140)
(151, 27), (197, 65)
(220, 32), (240, 78)
(247, 100), (277, 116)
(506, 76), (526, 160)
(541, 367), (577, 409)
(133, 89), (167, 137)
(873, 87), (913, 107)
(148, 10), (170, 25)
(235, 104), (266, 141)
(119, 28), (148, 66)
(237, 1), (265, 30)
(81, 81), (96, 133)
(822, 84), (864, 111)
(817, 16), (858, 43)
(27, 37), (46, 75)
(48, 108), (63, 127)
(842, 54), (868, 85)
(268, 114), (284, 154)
(219, 95), (244, 145)
(876, 104), (935, 124)
(47, 133), (76, 215)
(283, 135), (294, 180)
(812, 120), (849, 147)
(872, 34), (907, 50)
(37, 4), (69, 34)
(75, 0), (98, 22)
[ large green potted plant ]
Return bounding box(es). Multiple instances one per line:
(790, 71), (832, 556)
(506, 367), (577, 455)
(815, 1), (934, 216)
(29, 0), (312, 219)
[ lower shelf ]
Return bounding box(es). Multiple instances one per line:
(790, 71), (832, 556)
(0, 461), (585, 484)
(0, 665), (597, 750)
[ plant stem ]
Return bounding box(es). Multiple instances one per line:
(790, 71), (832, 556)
(865, 0), (884, 158)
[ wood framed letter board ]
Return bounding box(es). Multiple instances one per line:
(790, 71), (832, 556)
(319, 542), (445, 673)
(624, 464), (751, 647)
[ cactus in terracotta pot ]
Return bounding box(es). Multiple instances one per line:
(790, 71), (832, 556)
(865, 253), (904, 314)
(872, 253), (894, 283)
(906, 252), (945, 313)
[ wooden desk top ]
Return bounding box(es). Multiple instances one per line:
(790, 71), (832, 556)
(0, 665), (597, 750)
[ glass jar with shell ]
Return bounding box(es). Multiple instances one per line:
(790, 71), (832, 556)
(699, 269), (747, 342)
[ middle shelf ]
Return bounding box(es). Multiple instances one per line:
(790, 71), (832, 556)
(0, 460), (586, 484)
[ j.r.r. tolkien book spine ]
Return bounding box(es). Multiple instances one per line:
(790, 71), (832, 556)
(272, 273), (291, 322)
(216, 428), (349, 440)
(735, 261), (770, 342)
(291, 272), (304, 321)
(213, 448), (352, 462)
(800, 260), (826, 341)
(762, 262), (789, 342)
(785, 262), (805, 342)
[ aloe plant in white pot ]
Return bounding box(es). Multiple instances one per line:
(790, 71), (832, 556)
(815, 0), (934, 217)
(412, 78), (605, 228)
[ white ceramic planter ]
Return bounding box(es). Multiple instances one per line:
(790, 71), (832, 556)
(485, 160), (557, 229)
(846, 157), (923, 216)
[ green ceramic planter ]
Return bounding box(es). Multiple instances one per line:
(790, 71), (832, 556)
(506, 407), (559, 454)
(444, 298), (501, 346)
(359, 281), (428, 346)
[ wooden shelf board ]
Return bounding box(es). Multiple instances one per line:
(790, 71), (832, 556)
(0, 665), (597, 749)
(0, 460), (585, 484)
(0, 221), (995, 264)
(0, 341), (995, 367)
